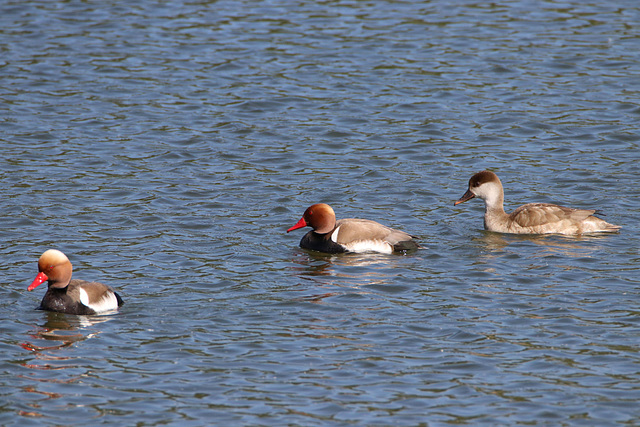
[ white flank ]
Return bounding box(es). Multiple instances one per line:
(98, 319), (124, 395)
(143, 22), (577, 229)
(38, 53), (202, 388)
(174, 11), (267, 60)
(343, 240), (393, 254)
(90, 292), (119, 313)
(79, 288), (119, 313)
(331, 226), (394, 254)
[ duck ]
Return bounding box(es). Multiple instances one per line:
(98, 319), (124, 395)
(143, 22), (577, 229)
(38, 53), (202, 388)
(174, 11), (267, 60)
(27, 249), (124, 315)
(454, 170), (621, 235)
(287, 203), (419, 254)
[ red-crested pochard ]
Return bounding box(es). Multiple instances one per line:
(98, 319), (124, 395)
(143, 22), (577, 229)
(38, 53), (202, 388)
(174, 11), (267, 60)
(287, 203), (419, 254)
(28, 249), (124, 315)
(454, 170), (621, 235)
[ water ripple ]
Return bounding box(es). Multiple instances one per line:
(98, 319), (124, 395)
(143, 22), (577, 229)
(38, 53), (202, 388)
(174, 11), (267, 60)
(1, 0), (640, 425)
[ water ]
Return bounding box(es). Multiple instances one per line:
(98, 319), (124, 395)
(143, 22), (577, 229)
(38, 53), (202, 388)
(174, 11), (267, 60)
(1, 0), (640, 425)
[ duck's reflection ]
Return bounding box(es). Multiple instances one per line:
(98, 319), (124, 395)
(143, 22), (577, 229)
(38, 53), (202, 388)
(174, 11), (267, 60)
(19, 311), (118, 415)
(287, 249), (416, 303)
(472, 231), (605, 258)
(290, 250), (408, 278)
(22, 311), (114, 352)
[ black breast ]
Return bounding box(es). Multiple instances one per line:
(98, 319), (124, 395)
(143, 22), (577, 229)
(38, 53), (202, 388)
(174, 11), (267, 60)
(38, 288), (96, 315)
(299, 231), (346, 254)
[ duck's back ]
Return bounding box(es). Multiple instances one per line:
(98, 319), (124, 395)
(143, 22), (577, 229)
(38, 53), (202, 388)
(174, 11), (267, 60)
(334, 218), (418, 252)
(499, 203), (620, 234)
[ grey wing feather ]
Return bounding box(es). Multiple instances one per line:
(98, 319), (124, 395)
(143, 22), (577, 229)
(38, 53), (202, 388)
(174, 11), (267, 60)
(511, 203), (595, 228)
(335, 218), (414, 245)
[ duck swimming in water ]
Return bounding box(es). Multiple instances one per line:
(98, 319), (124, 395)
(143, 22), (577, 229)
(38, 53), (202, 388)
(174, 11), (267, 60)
(287, 203), (419, 253)
(454, 170), (621, 235)
(28, 249), (124, 315)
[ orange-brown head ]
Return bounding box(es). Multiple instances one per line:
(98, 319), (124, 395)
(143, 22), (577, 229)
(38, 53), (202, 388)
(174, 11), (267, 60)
(287, 203), (337, 235)
(28, 249), (73, 291)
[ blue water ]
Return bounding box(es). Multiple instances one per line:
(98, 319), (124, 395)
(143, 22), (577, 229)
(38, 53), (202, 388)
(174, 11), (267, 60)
(1, 0), (640, 425)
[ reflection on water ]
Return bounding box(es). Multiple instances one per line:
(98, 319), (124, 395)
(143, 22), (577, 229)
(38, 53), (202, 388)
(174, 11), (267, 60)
(22, 311), (115, 352)
(286, 250), (417, 303)
(2, 0), (639, 424)
(473, 231), (607, 259)
(19, 312), (117, 417)
(289, 249), (413, 281)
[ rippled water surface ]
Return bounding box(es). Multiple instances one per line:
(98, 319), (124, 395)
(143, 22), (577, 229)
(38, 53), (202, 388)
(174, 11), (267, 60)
(2, 0), (640, 425)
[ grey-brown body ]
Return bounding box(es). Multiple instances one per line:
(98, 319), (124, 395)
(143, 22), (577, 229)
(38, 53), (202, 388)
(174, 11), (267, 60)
(455, 170), (621, 235)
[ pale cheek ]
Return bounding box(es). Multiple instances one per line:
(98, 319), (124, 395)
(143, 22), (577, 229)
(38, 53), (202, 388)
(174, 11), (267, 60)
(475, 183), (501, 205)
